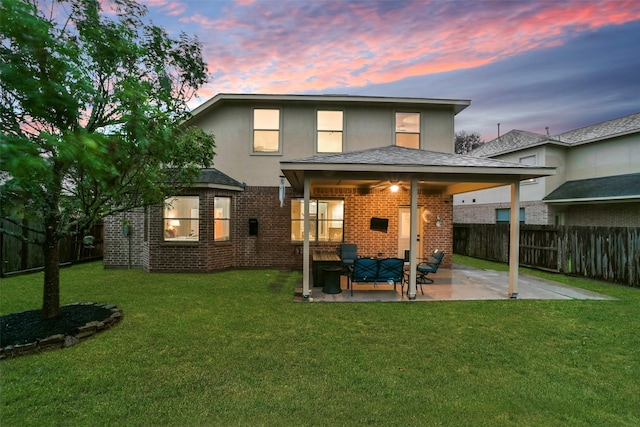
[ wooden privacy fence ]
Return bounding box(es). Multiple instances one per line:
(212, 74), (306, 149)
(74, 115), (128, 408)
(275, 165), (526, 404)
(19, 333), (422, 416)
(0, 220), (103, 277)
(454, 224), (639, 288)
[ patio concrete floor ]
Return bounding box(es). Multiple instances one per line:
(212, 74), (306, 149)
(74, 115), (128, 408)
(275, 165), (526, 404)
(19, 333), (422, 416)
(296, 263), (615, 302)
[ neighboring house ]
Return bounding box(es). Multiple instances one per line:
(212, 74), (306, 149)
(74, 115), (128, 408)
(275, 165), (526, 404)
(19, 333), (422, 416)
(454, 112), (640, 227)
(104, 94), (554, 299)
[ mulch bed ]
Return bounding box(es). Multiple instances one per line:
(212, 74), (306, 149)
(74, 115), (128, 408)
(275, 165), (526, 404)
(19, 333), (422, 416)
(0, 303), (122, 359)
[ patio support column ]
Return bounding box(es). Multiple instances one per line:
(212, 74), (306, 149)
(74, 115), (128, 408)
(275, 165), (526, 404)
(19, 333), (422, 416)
(509, 180), (520, 298)
(408, 179), (418, 300)
(303, 177), (311, 298)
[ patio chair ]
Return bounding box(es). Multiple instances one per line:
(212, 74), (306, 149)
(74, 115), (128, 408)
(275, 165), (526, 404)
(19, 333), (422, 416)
(377, 257), (405, 293)
(349, 257), (378, 296)
(340, 243), (358, 269)
(340, 243), (358, 288)
(414, 249), (445, 294)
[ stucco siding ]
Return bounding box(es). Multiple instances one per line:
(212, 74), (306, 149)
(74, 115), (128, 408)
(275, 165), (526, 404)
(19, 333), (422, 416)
(566, 135), (640, 181)
(189, 100), (457, 187)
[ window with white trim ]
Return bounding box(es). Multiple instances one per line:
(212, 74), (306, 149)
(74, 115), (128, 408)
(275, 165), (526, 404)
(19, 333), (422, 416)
(253, 108), (280, 153)
(214, 197), (231, 241)
(317, 110), (343, 153)
(291, 199), (344, 242)
(395, 112), (420, 148)
(164, 196), (199, 241)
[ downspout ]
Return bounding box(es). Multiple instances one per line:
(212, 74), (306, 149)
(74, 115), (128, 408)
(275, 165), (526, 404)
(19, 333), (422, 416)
(508, 181), (520, 298)
(122, 215), (131, 270)
(408, 179), (419, 300)
(302, 177), (311, 298)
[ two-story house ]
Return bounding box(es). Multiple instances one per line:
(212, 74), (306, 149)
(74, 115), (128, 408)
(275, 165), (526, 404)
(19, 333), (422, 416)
(453, 112), (640, 227)
(104, 94), (554, 299)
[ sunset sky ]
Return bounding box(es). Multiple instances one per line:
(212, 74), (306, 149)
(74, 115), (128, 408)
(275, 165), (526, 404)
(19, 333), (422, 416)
(140, 0), (640, 140)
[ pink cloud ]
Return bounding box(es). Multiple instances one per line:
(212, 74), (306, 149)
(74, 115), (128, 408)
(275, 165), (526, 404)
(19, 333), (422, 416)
(140, 0), (188, 17)
(171, 0), (640, 96)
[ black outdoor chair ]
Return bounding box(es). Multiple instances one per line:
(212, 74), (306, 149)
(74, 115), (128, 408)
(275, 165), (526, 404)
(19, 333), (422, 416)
(416, 249), (445, 292)
(340, 243), (358, 288)
(340, 243), (358, 269)
(404, 249), (445, 295)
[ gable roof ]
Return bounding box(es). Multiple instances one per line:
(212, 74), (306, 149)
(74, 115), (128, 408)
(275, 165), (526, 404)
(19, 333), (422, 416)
(555, 112), (640, 145)
(281, 145), (555, 193)
(468, 130), (553, 157)
(543, 172), (640, 203)
(188, 93), (471, 120)
(469, 112), (640, 158)
(288, 145), (537, 168)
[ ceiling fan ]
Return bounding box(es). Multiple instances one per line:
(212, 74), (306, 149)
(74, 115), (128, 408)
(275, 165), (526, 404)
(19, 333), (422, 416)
(369, 180), (409, 193)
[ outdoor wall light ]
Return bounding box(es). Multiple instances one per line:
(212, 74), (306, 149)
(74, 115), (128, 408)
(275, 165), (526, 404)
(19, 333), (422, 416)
(436, 216), (443, 227)
(389, 184), (400, 193)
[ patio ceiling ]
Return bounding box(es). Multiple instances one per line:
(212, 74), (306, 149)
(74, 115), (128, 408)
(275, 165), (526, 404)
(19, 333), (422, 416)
(280, 145), (556, 301)
(280, 145), (555, 194)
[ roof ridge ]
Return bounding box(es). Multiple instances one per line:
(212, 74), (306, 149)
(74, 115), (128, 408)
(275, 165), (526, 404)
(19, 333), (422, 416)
(556, 111), (640, 137)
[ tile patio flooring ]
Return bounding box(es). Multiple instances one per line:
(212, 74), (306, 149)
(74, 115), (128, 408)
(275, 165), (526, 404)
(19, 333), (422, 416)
(296, 263), (615, 302)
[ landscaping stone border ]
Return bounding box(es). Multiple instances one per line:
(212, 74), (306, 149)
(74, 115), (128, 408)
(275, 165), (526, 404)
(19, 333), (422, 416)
(0, 303), (123, 360)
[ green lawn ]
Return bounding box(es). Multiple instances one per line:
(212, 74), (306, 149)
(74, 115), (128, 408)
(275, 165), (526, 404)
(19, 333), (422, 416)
(1, 258), (639, 426)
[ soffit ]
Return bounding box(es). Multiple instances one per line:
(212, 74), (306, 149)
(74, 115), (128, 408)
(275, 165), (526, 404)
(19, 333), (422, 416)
(189, 93), (471, 119)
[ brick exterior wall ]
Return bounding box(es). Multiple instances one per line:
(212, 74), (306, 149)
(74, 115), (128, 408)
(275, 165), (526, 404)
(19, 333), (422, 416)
(104, 186), (454, 271)
(103, 208), (145, 269)
(453, 201), (554, 225)
(563, 201), (640, 227)
(312, 187), (453, 268)
(454, 200), (639, 227)
(234, 186), (302, 270)
(146, 188), (236, 272)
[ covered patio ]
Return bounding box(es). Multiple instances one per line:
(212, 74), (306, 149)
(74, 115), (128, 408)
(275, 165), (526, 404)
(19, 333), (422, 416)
(295, 264), (615, 302)
(281, 145), (557, 301)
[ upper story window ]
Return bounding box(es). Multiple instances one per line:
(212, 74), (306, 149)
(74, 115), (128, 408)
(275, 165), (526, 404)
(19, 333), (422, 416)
(395, 112), (420, 149)
(253, 108), (280, 153)
(317, 110), (343, 153)
(214, 197), (231, 242)
(519, 155), (537, 184)
(164, 196), (199, 241)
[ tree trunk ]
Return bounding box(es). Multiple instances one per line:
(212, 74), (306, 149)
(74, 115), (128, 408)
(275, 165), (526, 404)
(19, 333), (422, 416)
(42, 224), (61, 319)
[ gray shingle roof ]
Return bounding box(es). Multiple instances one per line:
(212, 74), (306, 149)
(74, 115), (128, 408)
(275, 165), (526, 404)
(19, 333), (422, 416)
(543, 172), (640, 202)
(556, 112), (640, 144)
(469, 112), (640, 158)
(469, 130), (550, 157)
(197, 168), (244, 188)
(288, 145), (535, 169)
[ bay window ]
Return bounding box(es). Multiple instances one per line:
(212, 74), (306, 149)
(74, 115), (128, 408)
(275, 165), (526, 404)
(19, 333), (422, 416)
(164, 196), (199, 241)
(214, 197), (231, 241)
